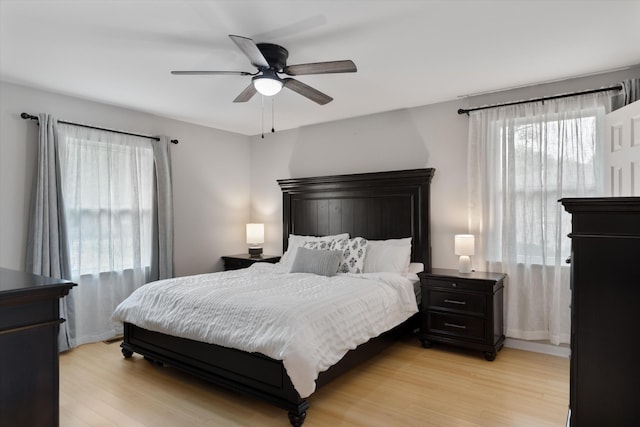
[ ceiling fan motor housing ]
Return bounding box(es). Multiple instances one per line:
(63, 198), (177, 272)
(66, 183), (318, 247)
(256, 43), (289, 71)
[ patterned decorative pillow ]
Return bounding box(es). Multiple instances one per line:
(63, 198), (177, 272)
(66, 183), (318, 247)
(302, 240), (334, 251)
(330, 237), (368, 274)
(280, 233), (349, 266)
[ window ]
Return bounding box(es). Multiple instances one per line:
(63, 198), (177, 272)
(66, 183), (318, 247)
(468, 93), (609, 344)
(57, 123), (155, 345)
(487, 111), (600, 265)
(60, 134), (154, 276)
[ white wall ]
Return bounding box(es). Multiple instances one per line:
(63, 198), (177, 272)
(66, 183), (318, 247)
(250, 66), (640, 270)
(250, 102), (469, 269)
(2, 66), (637, 277)
(0, 81), (251, 276)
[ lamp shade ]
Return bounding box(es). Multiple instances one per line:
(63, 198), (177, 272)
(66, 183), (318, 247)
(252, 74), (283, 96)
(246, 223), (264, 245)
(454, 234), (475, 256)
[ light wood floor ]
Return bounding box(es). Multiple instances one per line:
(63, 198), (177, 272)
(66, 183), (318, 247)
(60, 335), (569, 426)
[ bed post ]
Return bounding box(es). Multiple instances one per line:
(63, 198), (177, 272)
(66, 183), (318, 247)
(288, 410), (307, 426)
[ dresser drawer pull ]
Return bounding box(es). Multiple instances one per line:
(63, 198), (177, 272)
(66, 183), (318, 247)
(444, 299), (466, 305)
(0, 318), (64, 336)
(444, 322), (467, 330)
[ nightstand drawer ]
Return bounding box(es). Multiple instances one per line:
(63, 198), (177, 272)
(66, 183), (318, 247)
(222, 254), (281, 271)
(428, 290), (485, 315)
(426, 277), (487, 292)
(428, 312), (485, 341)
(224, 258), (251, 270)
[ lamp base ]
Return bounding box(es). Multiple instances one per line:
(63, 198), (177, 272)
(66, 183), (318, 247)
(248, 247), (263, 257)
(458, 255), (472, 274)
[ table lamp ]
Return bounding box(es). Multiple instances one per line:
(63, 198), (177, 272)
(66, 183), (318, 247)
(246, 223), (264, 257)
(455, 234), (475, 273)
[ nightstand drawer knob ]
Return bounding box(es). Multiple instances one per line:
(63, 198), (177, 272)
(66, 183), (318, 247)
(451, 283), (457, 288)
(444, 299), (466, 305)
(444, 322), (467, 330)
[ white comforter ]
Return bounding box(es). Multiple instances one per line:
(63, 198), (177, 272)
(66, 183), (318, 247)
(112, 263), (418, 398)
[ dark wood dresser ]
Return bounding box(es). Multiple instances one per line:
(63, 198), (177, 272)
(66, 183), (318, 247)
(419, 268), (505, 361)
(561, 197), (640, 426)
(0, 267), (75, 427)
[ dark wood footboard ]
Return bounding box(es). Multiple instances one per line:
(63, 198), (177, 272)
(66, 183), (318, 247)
(121, 314), (417, 425)
(121, 322), (308, 422)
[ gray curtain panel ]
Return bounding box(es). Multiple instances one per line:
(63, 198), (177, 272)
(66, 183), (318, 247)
(612, 78), (640, 110)
(25, 114), (76, 352)
(150, 135), (175, 280)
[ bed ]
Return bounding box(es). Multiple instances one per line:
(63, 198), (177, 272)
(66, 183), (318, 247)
(117, 168), (434, 426)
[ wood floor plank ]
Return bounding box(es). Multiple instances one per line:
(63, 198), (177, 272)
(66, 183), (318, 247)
(60, 335), (569, 426)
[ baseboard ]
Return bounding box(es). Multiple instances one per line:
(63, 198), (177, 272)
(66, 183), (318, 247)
(504, 338), (570, 358)
(103, 334), (124, 344)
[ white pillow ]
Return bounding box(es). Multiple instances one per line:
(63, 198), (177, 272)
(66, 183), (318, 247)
(280, 233), (349, 267)
(408, 262), (424, 274)
(363, 237), (412, 274)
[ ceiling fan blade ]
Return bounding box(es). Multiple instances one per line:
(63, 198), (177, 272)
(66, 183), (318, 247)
(171, 70), (253, 76)
(228, 35), (270, 69)
(283, 78), (333, 105)
(233, 84), (257, 103)
(283, 60), (357, 76)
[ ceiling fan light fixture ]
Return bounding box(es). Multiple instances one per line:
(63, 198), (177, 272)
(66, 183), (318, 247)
(252, 72), (283, 96)
(174, 35), (354, 104)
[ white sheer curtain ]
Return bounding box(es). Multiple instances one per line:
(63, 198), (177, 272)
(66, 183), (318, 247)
(58, 124), (154, 345)
(467, 93), (610, 345)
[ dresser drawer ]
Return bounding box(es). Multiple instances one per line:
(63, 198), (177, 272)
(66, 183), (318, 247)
(428, 290), (486, 315)
(0, 300), (58, 331)
(427, 312), (486, 341)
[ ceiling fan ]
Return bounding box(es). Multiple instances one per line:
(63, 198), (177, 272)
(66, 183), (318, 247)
(171, 35), (357, 105)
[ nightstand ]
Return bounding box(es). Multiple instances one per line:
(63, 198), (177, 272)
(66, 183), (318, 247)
(419, 268), (506, 361)
(221, 254), (281, 271)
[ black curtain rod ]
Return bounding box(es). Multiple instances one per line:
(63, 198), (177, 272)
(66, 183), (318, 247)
(457, 84), (623, 115)
(20, 113), (178, 144)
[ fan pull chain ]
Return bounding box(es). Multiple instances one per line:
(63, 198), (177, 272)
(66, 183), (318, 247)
(261, 95), (265, 139)
(272, 98), (275, 133)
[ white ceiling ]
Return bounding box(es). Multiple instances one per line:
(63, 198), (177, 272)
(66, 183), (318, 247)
(1, 1), (639, 136)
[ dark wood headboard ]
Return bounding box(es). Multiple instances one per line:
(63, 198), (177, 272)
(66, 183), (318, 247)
(277, 168), (435, 271)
